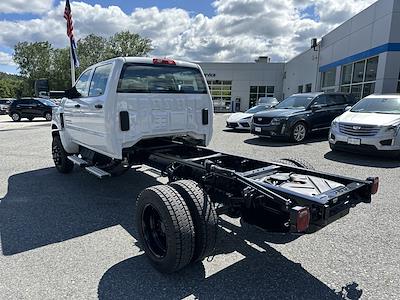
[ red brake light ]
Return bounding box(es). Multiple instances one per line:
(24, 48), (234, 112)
(153, 58), (176, 65)
(290, 206), (310, 233)
(367, 177), (379, 195)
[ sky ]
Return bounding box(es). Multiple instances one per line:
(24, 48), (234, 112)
(0, 0), (377, 74)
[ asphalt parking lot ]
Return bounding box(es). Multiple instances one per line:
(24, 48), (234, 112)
(0, 113), (399, 300)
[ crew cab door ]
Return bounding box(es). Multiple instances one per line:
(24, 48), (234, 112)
(78, 63), (113, 153)
(63, 68), (92, 142)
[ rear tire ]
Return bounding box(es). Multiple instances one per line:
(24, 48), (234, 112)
(135, 185), (195, 273)
(274, 157), (315, 170)
(52, 135), (74, 173)
(170, 180), (218, 262)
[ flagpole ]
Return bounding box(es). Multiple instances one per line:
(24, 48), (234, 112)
(69, 40), (76, 86)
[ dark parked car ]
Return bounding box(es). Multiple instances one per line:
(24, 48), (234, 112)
(0, 98), (14, 115)
(250, 92), (356, 143)
(8, 98), (57, 122)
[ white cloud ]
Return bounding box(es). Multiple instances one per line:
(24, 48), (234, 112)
(0, 0), (379, 64)
(0, 51), (16, 66)
(0, 0), (53, 14)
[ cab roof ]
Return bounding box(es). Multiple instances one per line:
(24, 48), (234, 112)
(94, 56), (200, 69)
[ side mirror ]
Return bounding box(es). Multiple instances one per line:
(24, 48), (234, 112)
(64, 86), (81, 99)
(311, 104), (323, 111)
(345, 106), (352, 111)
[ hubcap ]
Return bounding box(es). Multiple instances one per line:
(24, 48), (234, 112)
(141, 204), (167, 258)
(12, 113), (19, 121)
(45, 113), (52, 120)
(294, 124), (306, 142)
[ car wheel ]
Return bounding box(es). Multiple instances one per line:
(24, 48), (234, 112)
(290, 122), (307, 143)
(11, 112), (21, 122)
(135, 185), (195, 273)
(52, 135), (74, 173)
(44, 112), (52, 121)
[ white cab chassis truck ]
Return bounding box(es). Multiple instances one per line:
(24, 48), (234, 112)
(51, 57), (379, 273)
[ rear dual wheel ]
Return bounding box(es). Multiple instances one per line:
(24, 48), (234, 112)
(135, 181), (218, 273)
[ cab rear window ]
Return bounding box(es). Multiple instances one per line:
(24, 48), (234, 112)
(117, 63), (207, 94)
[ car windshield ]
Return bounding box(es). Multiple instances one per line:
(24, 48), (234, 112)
(275, 95), (314, 109)
(245, 105), (268, 113)
(39, 99), (57, 107)
(259, 97), (277, 105)
(351, 97), (400, 114)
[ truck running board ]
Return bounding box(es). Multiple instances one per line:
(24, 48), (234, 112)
(68, 155), (88, 167)
(85, 166), (111, 179)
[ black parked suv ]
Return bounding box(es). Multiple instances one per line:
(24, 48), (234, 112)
(250, 92), (356, 143)
(8, 98), (57, 122)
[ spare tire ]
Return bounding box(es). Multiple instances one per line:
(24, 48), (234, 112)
(135, 184), (195, 273)
(170, 180), (218, 262)
(274, 157), (315, 170)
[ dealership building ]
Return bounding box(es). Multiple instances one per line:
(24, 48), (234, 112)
(199, 0), (400, 112)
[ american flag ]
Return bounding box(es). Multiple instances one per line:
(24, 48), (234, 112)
(64, 0), (79, 68)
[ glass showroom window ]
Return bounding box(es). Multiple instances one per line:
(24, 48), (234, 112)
(249, 86), (274, 107)
(298, 85), (303, 93)
(207, 80), (232, 112)
(321, 68), (336, 89)
(340, 56), (378, 100)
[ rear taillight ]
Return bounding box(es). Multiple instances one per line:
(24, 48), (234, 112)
(367, 177), (379, 195)
(153, 58), (176, 65)
(290, 206), (310, 233)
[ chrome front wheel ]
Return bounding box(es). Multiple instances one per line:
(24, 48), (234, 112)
(291, 123), (307, 143)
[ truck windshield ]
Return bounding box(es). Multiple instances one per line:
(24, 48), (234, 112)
(117, 63), (208, 94)
(351, 97), (400, 114)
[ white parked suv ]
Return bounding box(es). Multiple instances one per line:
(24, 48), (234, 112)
(329, 94), (400, 157)
(51, 57), (213, 176)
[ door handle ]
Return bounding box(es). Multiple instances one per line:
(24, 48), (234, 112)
(75, 104), (81, 108)
(95, 104), (103, 109)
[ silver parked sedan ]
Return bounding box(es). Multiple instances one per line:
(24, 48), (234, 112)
(329, 94), (400, 157)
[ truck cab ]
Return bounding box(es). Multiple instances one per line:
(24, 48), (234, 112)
(53, 57), (213, 160)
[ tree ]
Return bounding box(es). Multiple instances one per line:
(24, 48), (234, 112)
(12, 31), (153, 95)
(108, 31), (152, 58)
(0, 72), (24, 98)
(50, 48), (72, 91)
(76, 34), (109, 74)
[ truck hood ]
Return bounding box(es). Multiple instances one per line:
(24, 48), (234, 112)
(227, 112), (252, 122)
(253, 108), (305, 118)
(336, 111), (400, 126)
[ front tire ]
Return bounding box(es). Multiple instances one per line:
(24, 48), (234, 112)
(11, 112), (21, 122)
(52, 135), (74, 173)
(170, 180), (218, 262)
(135, 185), (195, 273)
(44, 112), (52, 121)
(290, 122), (307, 143)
